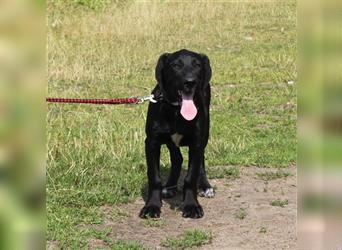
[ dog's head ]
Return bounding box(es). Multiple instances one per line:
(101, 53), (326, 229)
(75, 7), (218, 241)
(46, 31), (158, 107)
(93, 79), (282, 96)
(155, 49), (212, 120)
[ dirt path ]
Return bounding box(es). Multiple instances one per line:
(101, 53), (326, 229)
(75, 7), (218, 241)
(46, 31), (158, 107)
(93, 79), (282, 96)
(93, 165), (297, 250)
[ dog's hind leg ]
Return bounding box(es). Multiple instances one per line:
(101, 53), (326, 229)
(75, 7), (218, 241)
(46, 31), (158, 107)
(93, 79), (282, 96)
(198, 156), (215, 198)
(162, 143), (183, 198)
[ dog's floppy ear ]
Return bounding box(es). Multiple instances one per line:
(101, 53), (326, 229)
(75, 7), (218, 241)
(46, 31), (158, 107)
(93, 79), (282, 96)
(155, 53), (170, 86)
(200, 54), (212, 89)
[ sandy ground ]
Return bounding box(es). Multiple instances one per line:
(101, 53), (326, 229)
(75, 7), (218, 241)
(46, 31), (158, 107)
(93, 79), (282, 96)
(92, 165), (297, 250)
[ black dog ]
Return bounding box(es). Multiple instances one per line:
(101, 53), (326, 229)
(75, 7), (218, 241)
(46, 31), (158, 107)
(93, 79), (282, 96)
(139, 49), (213, 219)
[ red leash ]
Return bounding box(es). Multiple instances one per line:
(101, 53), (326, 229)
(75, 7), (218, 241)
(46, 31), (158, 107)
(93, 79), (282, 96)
(46, 95), (157, 105)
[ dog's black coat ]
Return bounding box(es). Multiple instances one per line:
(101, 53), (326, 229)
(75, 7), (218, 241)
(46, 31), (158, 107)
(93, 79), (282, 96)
(139, 49), (213, 219)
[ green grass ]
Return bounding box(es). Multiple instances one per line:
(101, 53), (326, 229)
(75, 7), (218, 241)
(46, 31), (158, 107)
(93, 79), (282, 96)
(256, 170), (292, 181)
(89, 227), (113, 246)
(161, 229), (213, 250)
(270, 199), (289, 207)
(111, 240), (147, 250)
(47, 0), (296, 247)
(207, 166), (240, 179)
(141, 218), (167, 228)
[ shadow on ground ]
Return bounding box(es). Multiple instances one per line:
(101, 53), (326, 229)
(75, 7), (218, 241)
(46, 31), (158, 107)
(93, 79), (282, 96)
(140, 165), (187, 210)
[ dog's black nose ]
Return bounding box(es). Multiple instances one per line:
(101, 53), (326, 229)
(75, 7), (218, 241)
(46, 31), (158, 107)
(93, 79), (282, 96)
(184, 76), (196, 83)
(184, 79), (196, 89)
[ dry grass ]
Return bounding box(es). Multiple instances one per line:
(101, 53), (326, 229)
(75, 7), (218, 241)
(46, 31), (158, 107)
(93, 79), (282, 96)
(48, 1), (296, 90)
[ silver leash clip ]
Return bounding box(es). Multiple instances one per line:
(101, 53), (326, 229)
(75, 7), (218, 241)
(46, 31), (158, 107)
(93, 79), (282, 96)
(137, 94), (157, 104)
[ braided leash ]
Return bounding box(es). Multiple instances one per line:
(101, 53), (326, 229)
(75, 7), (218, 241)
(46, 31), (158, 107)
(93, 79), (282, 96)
(46, 95), (157, 105)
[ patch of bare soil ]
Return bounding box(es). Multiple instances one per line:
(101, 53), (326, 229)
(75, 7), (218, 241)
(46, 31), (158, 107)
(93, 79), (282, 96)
(96, 165), (297, 250)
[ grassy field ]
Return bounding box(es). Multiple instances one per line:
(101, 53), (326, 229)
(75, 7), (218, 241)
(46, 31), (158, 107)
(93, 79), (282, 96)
(47, 0), (296, 247)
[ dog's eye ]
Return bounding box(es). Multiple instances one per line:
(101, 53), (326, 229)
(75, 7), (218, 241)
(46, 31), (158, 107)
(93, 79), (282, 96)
(192, 60), (201, 68)
(171, 62), (182, 70)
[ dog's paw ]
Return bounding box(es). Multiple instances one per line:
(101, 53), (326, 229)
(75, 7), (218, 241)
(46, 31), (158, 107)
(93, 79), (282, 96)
(182, 203), (204, 219)
(139, 204), (161, 219)
(198, 188), (215, 198)
(162, 186), (177, 198)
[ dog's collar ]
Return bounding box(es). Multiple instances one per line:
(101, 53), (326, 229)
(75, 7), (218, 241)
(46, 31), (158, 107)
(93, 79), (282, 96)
(153, 91), (180, 106)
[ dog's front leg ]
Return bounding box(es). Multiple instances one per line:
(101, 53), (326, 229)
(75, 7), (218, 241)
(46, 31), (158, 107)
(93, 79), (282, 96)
(182, 146), (204, 218)
(139, 138), (162, 218)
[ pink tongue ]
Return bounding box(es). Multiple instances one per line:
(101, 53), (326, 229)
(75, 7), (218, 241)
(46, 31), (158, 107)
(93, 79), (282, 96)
(180, 96), (197, 121)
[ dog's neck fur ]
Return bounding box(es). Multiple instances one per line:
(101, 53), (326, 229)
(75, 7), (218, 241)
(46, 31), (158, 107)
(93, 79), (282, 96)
(153, 85), (180, 106)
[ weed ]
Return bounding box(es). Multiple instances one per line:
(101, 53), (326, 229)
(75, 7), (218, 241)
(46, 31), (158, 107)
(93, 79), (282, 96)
(235, 208), (248, 220)
(76, 0), (111, 10)
(141, 218), (167, 228)
(161, 229), (213, 250)
(112, 240), (146, 250)
(208, 166), (240, 179)
(111, 208), (131, 219)
(270, 199), (289, 207)
(256, 170), (291, 181)
(259, 227), (267, 233)
(90, 227), (113, 245)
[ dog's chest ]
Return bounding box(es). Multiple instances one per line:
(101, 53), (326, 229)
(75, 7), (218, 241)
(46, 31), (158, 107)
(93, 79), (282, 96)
(171, 133), (183, 147)
(169, 120), (194, 147)
(160, 105), (197, 147)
